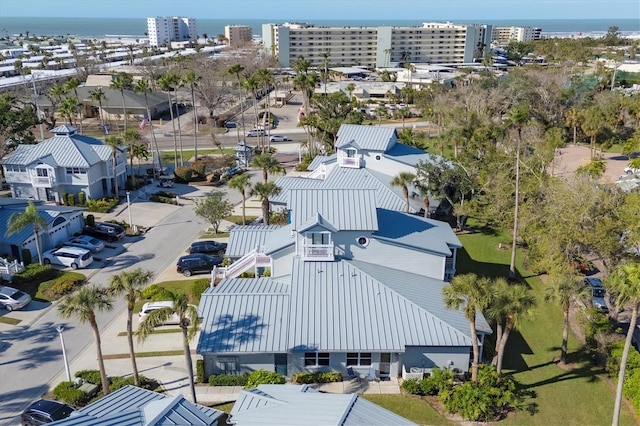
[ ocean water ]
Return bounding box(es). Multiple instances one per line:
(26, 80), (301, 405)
(0, 17), (638, 40)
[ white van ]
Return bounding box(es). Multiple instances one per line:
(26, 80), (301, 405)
(42, 247), (93, 269)
(138, 301), (181, 325)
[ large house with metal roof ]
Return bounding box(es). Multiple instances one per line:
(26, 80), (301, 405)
(49, 385), (223, 426)
(1, 125), (126, 203)
(228, 384), (417, 425)
(197, 129), (491, 380)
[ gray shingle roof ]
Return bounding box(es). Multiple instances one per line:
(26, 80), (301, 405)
(336, 124), (397, 152)
(49, 385), (222, 426)
(227, 225), (282, 258)
(374, 208), (461, 256)
(289, 189), (379, 232)
(229, 384), (417, 426)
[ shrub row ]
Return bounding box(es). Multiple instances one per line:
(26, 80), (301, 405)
(607, 340), (640, 413)
(12, 263), (58, 285)
(292, 372), (342, 384)
(42, 273), (86, 299)
(141, 284), (173, 301)
(149, 194), (177, 205)
(209, 374), (248, 386)
(86, 197), (119, 213)
(174, 162), (206, 183)
(53, 381), (86, 406)
(245, 370), (285, 388)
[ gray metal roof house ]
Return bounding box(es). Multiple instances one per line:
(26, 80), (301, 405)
(49, 385), (223, 426)
(228, 384), (417, 425)
(1, 125), (127, 204)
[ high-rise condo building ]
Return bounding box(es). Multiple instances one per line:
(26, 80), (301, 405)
(224, 25), (253, 47)
(491, 26), (541, 44)
(147, 17), (198, 47)
(262, 22), (492, 68)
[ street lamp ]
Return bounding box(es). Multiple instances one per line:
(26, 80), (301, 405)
(56, 326), (71, 381)
(126, 191), (133, 230)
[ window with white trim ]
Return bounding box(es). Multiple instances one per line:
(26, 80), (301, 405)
(304, 352), (330, 366)
(310, 232), (330, 245)
(346, 352), (372, 366)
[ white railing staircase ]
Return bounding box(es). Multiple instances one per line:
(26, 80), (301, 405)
(215, 247), (271, 280)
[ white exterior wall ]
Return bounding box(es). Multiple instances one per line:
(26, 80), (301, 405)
(270, 245), (295, 278)
(147, 17), (197, 47)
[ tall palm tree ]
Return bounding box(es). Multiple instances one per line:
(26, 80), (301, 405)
(487, 278), (536, 375)
(104, 134), (123, 199)
(564, 108), (582, 145)
(48, 83), (67, 128)
(250, 153), (286, 184)
(134, 79), (162, 177)
(6, 201), (47, 264)
(182, 70), (201, 160)
(228, 174), (252, 225)
(110, 73), (132, 132)
(107, 268), (154, 386)
(443, 273), (490, 382)
(243, 74), (262, 150)
(608, 263), (640, 426)
(251, 182), (281, 226)
(157, 74), (180, 168)
(138, 290), (199, 403)
(89, 87), (106, 130)
(256, 69), (275, 150)
(59, 96), (79, 126)
(390, 171), (416, 213)
(121, 129), (142, 179)
(58, 285), (114, 395)
(345, 82), (356, 104)
(228, 64), (246, 140)
(505, 104), (530, 279)
(544, 272), (584, 364)
(132, 143), (150, 177)
(64, 77), (83, 133)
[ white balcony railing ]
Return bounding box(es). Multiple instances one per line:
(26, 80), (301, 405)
(338, 155), (362, 168)
(303, 244), (334, 261)
(31, 176), (54, 187)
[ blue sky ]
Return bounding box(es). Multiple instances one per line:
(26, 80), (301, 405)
(0, 0), (637, 19)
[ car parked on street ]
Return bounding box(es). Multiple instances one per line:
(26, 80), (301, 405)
(43, 247), (93, 270)
(188, 240), (227, 256)
(21, 399), (75, 425)
(83, 222), (125, 242)
(584, 277), (609, 312)
(0, 285), (31, 312)
(269, 135), (290, 142)
(176, 253), (224, 276)
(64, 235), (105, 253)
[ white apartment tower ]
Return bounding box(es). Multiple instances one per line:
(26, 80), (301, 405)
(224, 25), (253, 47)
(147, 17), (198, 47)
(262, 22), (488, 68)
(491, 26), (541, 44)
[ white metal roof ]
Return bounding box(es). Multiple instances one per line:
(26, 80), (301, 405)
(336, 124), (398, 152)
(227, 225), (283, 258)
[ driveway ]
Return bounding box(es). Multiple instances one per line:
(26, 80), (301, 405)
(553, 144), (630, 182)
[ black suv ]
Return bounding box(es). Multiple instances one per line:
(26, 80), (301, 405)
(21, 399), (75, 425)
(188, 240), (227, 256)
(177, 253), (224, 276)
(83, 222), (125, 242)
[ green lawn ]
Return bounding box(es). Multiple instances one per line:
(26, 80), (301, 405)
(363, 395), (457, 426)
(457, 227), (638, 426)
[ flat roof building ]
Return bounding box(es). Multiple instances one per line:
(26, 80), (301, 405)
(147, 16), (198, 47)
(262, 22), (491, 68)
(491, 26), (541, 44)
(224, 25), (253, 47)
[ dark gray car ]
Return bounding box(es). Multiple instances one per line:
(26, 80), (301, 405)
(21, 399), (75, 425)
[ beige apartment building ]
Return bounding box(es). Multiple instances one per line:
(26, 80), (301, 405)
(224, 25), (253, 47)
(262, 22), (491, 68)
(491, 26), (541, 44)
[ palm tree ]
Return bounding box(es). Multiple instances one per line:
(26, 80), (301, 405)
(250, 153), (286, 184)
(157, 74), (180, 168)
(443, 273), (490, 382)
(132, 143), (150, 176)
(64, 77), (83, 132)
(390, 171), (416, 213)
(89, 87), (106, 130)
(345, 83), (356, 105)
(59, 96), (79, 126)
(251, 182), (281, 225)
(107, 268), (154, 386)
(121, 129), (142, 179)
(6, 201), (47, 264)
(48, 84), (67, 128)
(544, 272), (584, 364)
(564, 108), (582, 145)
(138, 290), (199, 403)
(104, 134), (123, 199)
(228, 64), (246, 139)
(133, 79), (162, 177)
(505, 104), (530, 279)
(487, 278), (536, 375)
(110, 73), (132, 132)
(256, 69), (274, 149)
(608, 263), (640, 426)
(182, 70), (200, 160)
(228, 174), (252, 225)
(58, 285), (114, 395)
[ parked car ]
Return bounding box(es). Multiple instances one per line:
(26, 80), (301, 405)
(0, 285), (31, 312)
(188, 240), (227, 256)
(43, 247), (93, 269)
(246, 129), (265, 137)
(269, 135), (290, 142)
(584, 277), (609, 312)
(176, 253), (224, 277)
(139, 300), (181, 325)
(83, 222), (125, 242)
(64, 235), (105, 253)
(21, 399), (75, 425)
(624, 164), (640, 175)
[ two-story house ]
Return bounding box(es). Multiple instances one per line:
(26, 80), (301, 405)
(1, 125), (127, 203)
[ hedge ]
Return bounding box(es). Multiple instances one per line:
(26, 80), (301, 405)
(12, 263), (57, 285)
(75, 369), (102, 385)
(292, 372), (342, 384)
(42, 273), (86, 299)
(191, 279), (210, 299)
(209, 374), (248, 386)
(141, 284), (173, 301)
(52, 381), (86, 406)
(86, 197), (119, 213)
(245, 370), (285, 388)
